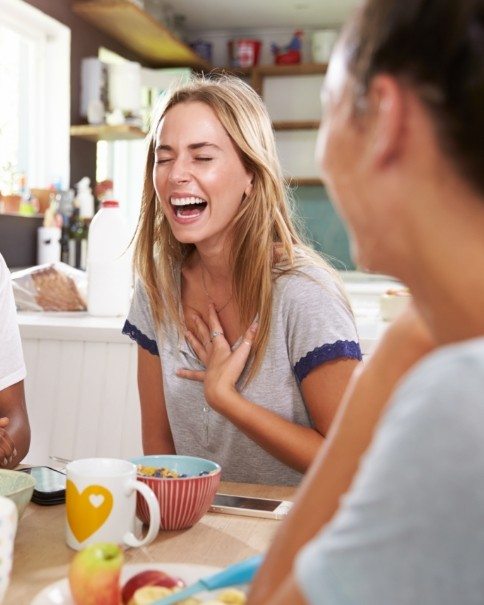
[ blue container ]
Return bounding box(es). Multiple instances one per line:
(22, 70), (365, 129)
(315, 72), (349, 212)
(190, 40), (213, 63)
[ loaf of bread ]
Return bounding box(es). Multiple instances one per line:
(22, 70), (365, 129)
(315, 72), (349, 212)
(31, 266), (86, 311)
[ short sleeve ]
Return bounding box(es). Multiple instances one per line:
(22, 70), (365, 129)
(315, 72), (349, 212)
(122, 278), (159, 356)
(279, 266), (361, 382)
(295, 341), (484, 605)
(0, 254), (26, 390)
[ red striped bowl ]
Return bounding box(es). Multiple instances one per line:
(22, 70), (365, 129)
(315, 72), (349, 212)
(130, 455), (221, 531)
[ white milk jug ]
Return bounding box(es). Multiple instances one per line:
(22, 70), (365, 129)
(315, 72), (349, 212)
(87, 200), (132, 316)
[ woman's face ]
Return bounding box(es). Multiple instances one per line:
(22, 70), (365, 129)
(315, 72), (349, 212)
(153, 101), (253, 250)
(316, 45), (384, 270)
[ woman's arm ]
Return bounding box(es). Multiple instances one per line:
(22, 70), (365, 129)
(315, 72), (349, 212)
(178, 305), (359, 473)
(248, 305), (436, 604)
(137, 345), (176, 454)
(0, 380), (30, 468)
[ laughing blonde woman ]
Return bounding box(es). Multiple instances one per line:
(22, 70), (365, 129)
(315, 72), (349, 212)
(123, 75), (361, 485)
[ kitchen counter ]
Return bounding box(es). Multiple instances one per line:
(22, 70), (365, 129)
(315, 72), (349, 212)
(17, 271), (398, 352)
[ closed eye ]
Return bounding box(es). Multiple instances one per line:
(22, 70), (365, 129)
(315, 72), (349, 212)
(195, 157), (213, 162)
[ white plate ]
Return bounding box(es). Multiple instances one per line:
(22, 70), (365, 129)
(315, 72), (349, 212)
(31, 562), (237, 605)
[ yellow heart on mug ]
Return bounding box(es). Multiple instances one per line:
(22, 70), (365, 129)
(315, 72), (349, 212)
(66, 480), (114, 543)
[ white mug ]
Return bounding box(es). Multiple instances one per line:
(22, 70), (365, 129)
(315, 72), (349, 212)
(65, 458), (160, 551)
(0, 496), (18, 603)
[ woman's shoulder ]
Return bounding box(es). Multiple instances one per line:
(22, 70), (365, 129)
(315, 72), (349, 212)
(274, 257), (343, 298)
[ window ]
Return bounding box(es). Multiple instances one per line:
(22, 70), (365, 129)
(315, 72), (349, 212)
(0, 0), (70, 193)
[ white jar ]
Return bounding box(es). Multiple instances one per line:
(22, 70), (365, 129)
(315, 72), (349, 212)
(107, 61), (142, 115)
(87, 200), (132, 317)
(37, 226), (61, 265)
(312, 30), (339, 63)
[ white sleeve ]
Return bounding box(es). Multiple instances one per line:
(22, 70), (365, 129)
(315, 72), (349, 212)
(0, 254), (26, 390)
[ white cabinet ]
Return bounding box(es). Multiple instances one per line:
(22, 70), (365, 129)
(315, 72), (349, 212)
(19, 315), (142, 465)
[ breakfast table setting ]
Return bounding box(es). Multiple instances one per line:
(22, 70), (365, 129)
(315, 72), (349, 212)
(3, 465), (295, 604)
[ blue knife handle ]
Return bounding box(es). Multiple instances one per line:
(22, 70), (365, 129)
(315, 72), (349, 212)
(201, 554), (264, 591)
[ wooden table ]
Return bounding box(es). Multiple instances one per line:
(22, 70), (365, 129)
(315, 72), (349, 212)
(6, 481), (295, 604)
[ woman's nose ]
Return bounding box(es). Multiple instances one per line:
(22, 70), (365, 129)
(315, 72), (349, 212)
(168, 157), (191, 184)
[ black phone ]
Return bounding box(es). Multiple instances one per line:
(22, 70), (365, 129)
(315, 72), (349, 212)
(20, 466), (66, 505)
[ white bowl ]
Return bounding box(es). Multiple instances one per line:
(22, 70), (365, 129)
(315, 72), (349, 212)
(379, 289), (412, 321)
(0, 469), (35, 518)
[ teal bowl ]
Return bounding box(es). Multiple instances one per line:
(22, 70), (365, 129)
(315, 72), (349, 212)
(130, 455), (221, 530)
(0, 469), (35, 518)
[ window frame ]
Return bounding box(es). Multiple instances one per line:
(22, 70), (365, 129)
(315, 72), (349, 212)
(0, 0), (70, 190)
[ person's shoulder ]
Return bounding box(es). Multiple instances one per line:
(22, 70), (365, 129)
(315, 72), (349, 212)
(274, 260), (349, 311)
(0, 254), (9, 292)
(389, 337), (484, 426)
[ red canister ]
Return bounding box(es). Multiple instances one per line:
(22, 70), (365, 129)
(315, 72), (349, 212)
(228, 39), (262, 68)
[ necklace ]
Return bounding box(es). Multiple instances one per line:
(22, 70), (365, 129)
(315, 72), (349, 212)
(200, 263), (233, 313)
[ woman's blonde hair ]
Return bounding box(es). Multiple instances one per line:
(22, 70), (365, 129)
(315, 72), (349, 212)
(133, 73), (343, 381)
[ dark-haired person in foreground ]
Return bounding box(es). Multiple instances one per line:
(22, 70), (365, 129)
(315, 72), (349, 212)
(247, 0), (484, 603)
(0, 253), (30, 468)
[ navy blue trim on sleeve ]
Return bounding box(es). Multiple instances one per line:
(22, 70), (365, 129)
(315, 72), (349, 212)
(294, 340), (362, 383)
(122, 319), (159, 356)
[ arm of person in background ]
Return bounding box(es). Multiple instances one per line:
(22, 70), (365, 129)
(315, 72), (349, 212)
(0, 381), (30, 468)
(178, 303), (360, 474)
(0, 253), (31, 468)
(137, 345), (176, 455)
(247, 304), (436, 605)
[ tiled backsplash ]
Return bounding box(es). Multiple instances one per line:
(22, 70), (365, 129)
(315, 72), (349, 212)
(293, 185), (354, 270)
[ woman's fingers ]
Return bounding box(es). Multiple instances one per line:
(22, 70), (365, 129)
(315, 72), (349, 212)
(186, 330), (208, 359)
(207, 304), (227, 347)
(233, 320), (258, 363)
(176, 368), (206, 382)
(192, 313), (212, 348)
(0, 429), (15, 466)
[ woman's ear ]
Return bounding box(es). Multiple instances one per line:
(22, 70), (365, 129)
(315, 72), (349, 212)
(366, 75), (405, 168)
(244, 173), (254, 197)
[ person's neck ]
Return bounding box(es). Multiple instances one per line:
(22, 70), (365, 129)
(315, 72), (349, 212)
(395, 185), (484, 345)
(196, 245), (232, 284)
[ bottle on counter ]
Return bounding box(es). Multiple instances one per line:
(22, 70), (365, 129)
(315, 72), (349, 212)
(58, 189), (74, 265)
(87, 199), (132, 317)
(68, 205), (88, 270)
(37, 192), (62, 265)
(68, 178), (95, 270)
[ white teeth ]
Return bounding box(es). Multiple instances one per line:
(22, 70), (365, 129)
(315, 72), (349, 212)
(170, 197), (206, 206)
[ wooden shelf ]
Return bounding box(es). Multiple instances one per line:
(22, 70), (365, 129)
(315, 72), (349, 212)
(273, 120), (320, 131)
(289, 178), (324, 187)
(73, 0), (210, 69)
(70, 124), (146, 142)
(251, 63), (327, 94)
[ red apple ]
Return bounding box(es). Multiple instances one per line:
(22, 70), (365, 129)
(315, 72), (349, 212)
(69, 542), (124, 605)
(121, 570), (185, 604)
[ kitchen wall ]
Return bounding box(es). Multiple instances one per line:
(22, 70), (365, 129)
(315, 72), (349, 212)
(23, 0), (142, 187)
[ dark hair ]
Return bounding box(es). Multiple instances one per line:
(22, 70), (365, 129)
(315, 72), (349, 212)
(344, 0), (484, 194)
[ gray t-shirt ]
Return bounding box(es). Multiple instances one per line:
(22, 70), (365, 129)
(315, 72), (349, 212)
(296, 336), (484, 604)
(123, 265), (361, 485)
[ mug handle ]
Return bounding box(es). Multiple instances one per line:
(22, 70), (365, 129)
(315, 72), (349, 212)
(122, 479), (160, 548)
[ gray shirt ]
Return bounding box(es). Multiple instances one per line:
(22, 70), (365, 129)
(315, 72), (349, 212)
(123, 265), (360, 485)
(296, 336), (484, 604)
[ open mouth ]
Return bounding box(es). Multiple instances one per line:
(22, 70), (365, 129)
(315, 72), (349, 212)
(170, 196), (208, 219)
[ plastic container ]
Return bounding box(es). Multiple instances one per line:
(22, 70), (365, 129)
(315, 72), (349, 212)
(107, 61), (141, 115)
(37, 227), (61, 265)
(87, 200), (132, 317)
(311, 30), (338, 63)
